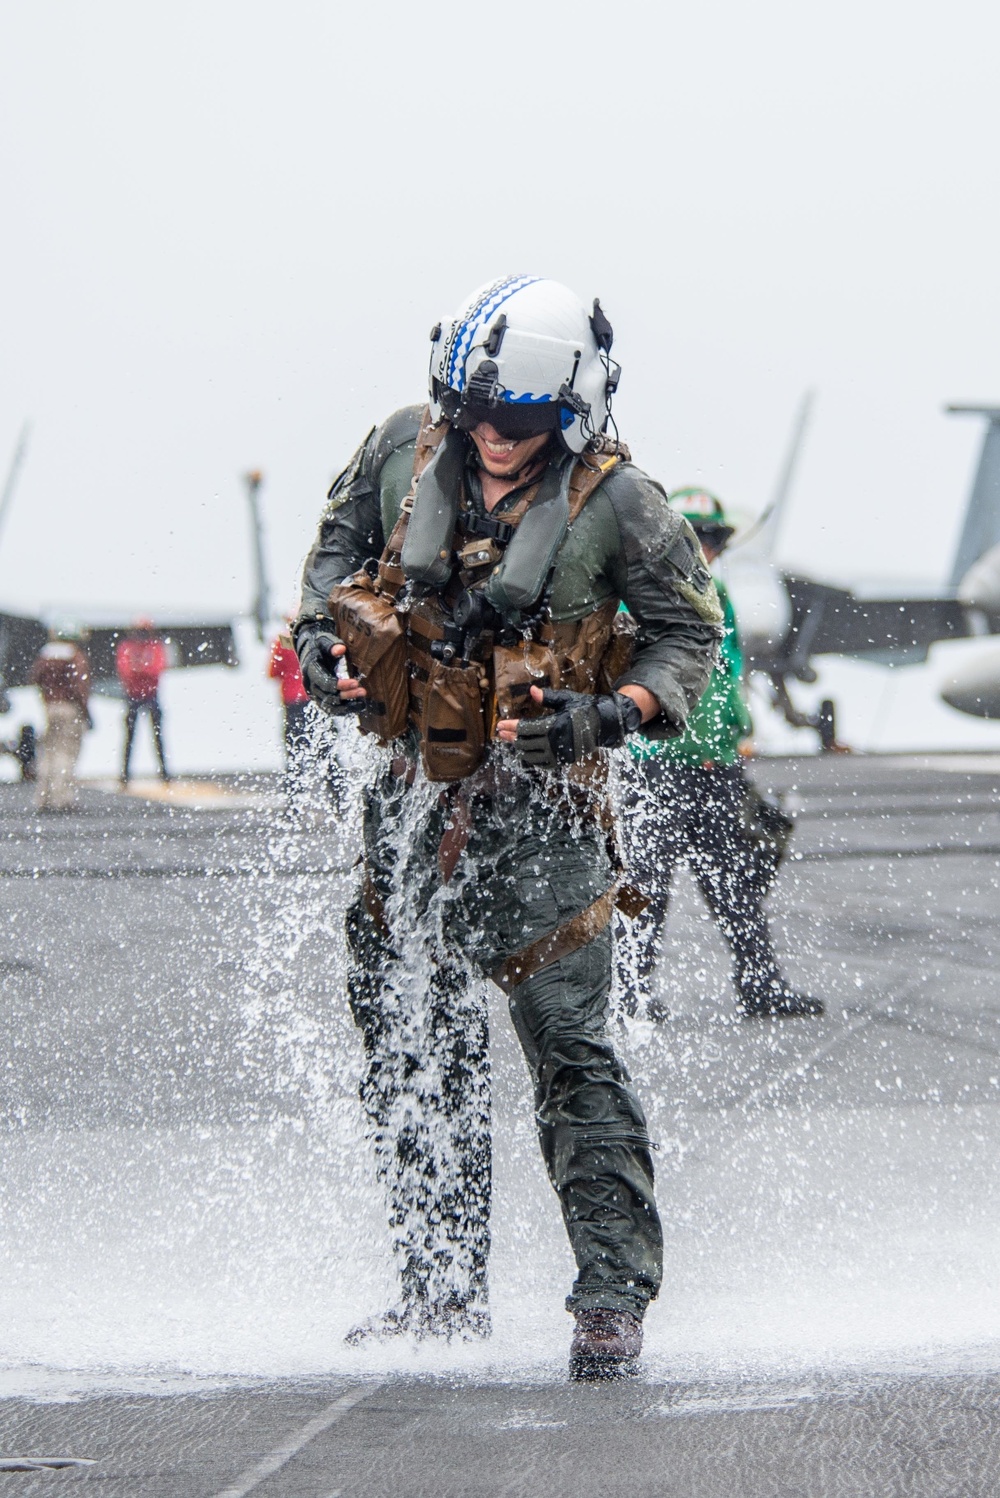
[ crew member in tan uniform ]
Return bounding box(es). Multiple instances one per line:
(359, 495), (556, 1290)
(30, 627), (92, 812)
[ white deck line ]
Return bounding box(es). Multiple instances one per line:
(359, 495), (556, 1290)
(211, 1384), (381, 1498)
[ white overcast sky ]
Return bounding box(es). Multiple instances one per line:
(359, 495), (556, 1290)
(1, 0), (999, 621)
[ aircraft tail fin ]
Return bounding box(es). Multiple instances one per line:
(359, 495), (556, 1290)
(946, 405), (1000, 589)
(731, 389), (814, 562)
(0, 422), (30, 544)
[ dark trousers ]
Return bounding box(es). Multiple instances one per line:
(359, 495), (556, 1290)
(122, 698), (167, 780)
(622, 759), (783, 1005)
(282, 701), (311, 794)
(283, 701), (310, 763)
(347, 761), (662, 1324)
(283, 701), (346, 810)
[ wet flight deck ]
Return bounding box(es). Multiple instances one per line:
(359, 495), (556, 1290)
(0, 752), (999, 1495)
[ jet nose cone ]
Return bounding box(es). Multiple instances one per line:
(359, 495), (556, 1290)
(957, 541), (1000, 611)
(941, 647), (1000, 718)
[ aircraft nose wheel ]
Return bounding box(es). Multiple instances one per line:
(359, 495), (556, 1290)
(817, 698), (837, 751)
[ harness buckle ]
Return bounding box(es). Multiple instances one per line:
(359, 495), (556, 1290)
(465, 511), (515, 546)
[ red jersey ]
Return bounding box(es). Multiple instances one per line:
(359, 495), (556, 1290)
(117, 636), (168, 702)
(269, 639), (308, 706)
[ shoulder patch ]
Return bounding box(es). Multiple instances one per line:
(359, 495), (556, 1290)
(325, 428), (375, 514)
(661, 518), (724, 627)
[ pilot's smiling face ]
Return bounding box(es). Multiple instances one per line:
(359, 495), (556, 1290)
(469, 422), (550, 478)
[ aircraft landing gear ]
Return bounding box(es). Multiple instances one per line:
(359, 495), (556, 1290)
(0, 724), (37, 781)
(768, 676), (850, 754)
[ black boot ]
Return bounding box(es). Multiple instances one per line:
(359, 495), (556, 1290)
(344, 1305), (415, 1345)
(345, 1295), (491, 1346)
(740, 982), (824, 1018)
(569, 1308), (643, 1381)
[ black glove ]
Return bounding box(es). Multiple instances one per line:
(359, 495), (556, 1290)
(511, 688), (643, 768)
(293, 619), (359, 717)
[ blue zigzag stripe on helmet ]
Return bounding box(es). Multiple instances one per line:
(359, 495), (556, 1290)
(446, 274), (540, 393)
(501, 392), (553, 404)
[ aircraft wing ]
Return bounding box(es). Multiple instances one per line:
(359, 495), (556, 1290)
(0, 611), (50, 688)
(84, 624), (239, 684)
(781, 576), (993, 669)
(0, 615), (238, 689)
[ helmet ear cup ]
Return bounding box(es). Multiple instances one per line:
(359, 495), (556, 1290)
(428, 317), (457, 423)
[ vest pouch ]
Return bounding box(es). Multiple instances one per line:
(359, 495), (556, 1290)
(419, 660), (486, 783)
(492, 639), (560, 720)
(329, 578), (409, 743)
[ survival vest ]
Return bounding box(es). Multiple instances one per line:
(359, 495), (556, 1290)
(328, 411), (636, 784)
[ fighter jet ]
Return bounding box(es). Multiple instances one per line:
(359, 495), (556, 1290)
(933, 407), (1000, 721)
(721, 398), (1000, 748)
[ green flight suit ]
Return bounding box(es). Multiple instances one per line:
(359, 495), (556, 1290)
(299, 405), (721, 1331)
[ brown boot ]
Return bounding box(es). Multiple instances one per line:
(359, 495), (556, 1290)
(569, 1308), (643, 1381)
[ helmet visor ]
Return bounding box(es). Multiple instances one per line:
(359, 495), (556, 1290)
(456, 399), (560, 440)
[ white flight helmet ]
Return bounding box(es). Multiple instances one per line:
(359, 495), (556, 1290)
(428, 275), (621, 456)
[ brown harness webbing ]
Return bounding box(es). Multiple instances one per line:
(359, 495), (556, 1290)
(380, 419), (626, 768)
(362, 868), (639, 991)
(492, 884), (620, 994)
(362, 870), (390, 940)
(345, 416), (643, 944)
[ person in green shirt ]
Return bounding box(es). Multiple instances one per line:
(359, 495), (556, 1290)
(621, 489), (824, 1019)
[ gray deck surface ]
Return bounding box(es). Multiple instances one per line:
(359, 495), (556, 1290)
(0, 753), (999, 1495)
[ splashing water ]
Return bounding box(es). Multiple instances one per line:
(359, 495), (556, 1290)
(1, 744), (1000, 1394)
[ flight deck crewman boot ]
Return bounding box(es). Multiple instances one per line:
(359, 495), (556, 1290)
(570, 1309), (643, 1381)
(345, 1295), (491, 1345)
(739, 981), (824, 1018)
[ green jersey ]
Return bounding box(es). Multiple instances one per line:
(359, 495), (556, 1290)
(629, 578), (752, 766)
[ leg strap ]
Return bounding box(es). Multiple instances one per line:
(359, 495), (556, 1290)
(492, 884), (619, 995)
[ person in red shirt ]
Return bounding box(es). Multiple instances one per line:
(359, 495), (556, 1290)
(116, 618), (170, 783)
(268, 627), (310, 766)
(270, 624), (348, 811)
